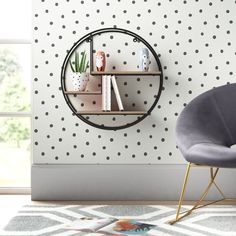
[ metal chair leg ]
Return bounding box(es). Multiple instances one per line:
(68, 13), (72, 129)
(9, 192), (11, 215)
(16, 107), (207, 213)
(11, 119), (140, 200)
(169, 164), (232, 225)
(169, 163), (191, 225)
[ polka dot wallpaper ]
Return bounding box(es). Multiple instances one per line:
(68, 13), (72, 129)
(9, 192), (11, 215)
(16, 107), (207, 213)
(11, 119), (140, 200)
(33, 0), (236, 164)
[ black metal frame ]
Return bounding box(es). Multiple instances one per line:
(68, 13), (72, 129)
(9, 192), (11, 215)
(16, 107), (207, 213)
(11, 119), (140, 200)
(61, 27), (163, 130)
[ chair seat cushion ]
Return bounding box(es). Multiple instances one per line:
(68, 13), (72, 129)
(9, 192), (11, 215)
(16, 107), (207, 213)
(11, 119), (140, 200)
(186, 143), (236, 168)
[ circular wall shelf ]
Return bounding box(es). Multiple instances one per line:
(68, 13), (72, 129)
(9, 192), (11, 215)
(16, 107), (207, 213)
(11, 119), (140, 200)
(61, 28), (163, 130)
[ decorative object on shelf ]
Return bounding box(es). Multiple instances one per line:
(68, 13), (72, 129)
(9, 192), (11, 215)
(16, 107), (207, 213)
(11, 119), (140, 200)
(140, 48), (150, 71)
(71, 73), (89, 91)
(95, 51), (106, 72)
(70, 51), (89, 91)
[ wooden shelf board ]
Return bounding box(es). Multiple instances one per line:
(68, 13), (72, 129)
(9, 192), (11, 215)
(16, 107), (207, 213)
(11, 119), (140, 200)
(77, 111), (147, 115)
(64, 91), (101, 95)
(90, 71), (161, 76)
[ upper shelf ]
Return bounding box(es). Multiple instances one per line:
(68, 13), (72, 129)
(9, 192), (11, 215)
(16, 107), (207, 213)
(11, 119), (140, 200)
(90, 71), (161, 76)
(64, 91), (101, 95)
(77, 111), (147, 115)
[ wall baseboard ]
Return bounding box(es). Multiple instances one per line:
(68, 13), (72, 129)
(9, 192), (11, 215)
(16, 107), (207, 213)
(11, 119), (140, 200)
(31, 164), (236, 201)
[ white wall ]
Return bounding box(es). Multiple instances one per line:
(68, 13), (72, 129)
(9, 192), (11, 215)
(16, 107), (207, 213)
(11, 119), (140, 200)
(32, 0), (236, 199)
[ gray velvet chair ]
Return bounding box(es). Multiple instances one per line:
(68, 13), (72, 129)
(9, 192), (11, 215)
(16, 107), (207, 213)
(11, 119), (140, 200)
(170, 83), (236, 224)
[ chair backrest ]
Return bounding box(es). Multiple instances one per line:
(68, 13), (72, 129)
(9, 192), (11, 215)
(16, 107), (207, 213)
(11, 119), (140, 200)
(176, 83), (236, 155)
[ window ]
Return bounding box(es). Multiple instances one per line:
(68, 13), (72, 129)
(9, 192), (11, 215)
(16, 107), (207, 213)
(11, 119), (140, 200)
(0, 0), (31, 189)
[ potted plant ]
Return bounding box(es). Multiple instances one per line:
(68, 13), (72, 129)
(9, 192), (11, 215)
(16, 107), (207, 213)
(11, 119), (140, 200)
(70, 51), (89, 91)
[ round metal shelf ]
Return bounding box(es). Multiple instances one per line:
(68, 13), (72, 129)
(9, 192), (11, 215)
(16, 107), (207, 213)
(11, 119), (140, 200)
(61, 27), (163, 130)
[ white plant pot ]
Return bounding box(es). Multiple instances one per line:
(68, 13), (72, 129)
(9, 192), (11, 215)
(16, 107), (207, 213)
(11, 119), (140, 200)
(72, 72), (89, 91)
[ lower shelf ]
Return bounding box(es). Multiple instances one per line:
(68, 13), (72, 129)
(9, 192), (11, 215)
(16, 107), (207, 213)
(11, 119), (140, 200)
(77, 111), (147, 115)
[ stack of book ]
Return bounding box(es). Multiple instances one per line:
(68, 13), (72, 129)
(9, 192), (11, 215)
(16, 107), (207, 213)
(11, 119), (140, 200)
(102, 75), (124, 111)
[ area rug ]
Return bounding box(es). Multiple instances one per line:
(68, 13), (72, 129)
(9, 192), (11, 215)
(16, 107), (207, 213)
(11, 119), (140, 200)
(1, 205), (236, 236)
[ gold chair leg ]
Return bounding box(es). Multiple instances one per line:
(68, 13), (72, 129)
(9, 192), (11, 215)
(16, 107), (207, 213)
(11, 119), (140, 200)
(169, 163), (191, 225)
(169, 164), (227, 225)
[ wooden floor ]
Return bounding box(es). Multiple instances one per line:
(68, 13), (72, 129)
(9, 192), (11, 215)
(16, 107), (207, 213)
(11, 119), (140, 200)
(1, 194), (236, 206)
(1, 195), (180, 207)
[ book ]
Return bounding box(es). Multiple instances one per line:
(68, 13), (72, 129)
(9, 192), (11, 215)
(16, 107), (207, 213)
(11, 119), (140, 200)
(106, 75), (111, 111)
(102, 75), (111, 111)
(111, 75), (124, 111)
(65, 218), (156, 235)
(102, 75), (107, 111)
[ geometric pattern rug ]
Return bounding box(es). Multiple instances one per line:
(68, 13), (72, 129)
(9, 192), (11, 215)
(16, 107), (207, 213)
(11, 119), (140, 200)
(1, 205), (236, 236)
